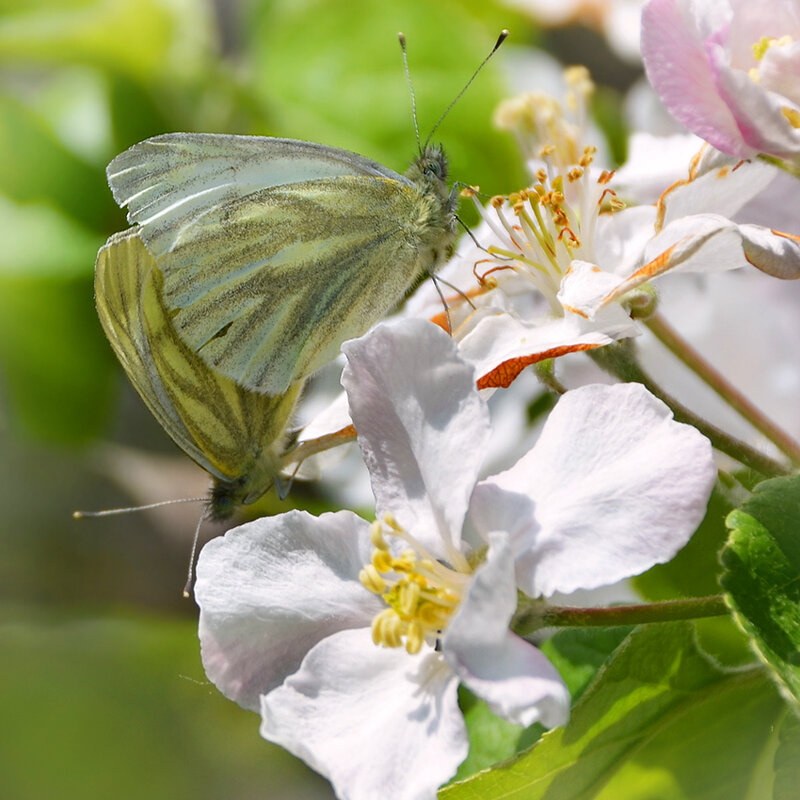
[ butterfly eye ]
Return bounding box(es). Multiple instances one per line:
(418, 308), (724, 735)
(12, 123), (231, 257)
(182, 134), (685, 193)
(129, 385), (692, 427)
(424, 159), (441, 178)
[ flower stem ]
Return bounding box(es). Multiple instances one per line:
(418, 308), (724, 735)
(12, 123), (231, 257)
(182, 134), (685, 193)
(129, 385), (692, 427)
(646, 313), (800, 465)
(589, 341), (791, 477)
(281, 425), (357, 469)
(758, 153), (800, 181)
(514, 595), (729, 635)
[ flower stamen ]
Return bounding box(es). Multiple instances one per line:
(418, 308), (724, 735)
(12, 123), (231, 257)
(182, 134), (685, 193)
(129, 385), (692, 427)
(360, 515), (468, 655)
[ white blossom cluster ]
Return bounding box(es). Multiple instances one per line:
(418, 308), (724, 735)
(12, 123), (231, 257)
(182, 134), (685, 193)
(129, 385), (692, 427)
(194, 2), (800, 798)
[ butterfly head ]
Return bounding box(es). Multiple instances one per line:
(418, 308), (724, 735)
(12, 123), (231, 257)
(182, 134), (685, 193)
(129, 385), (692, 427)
(407, 144), (449, 188)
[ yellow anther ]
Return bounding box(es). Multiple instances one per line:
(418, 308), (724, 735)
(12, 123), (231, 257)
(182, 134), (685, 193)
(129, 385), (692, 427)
(565, 64), (593, 90)
(490, 195), (506, 208)
(783, 106), (800, 128)
(536, 168), (548, 183)
(372, 549), (394, 573)
(370, 520), (389, 550)
(399, 581), (421, 616)
(567, 166), (584, 182)
(360, 564), (387, 594)
(383, 512), (402, 532)
(753, 35), (772, 60)
(540, 144), (556, 158)
(405, 622), (424, 655)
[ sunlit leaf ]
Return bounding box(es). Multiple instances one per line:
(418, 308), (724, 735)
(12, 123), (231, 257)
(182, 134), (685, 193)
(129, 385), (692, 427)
(722, 475), (800, 706)
(442, 623), (790, 800)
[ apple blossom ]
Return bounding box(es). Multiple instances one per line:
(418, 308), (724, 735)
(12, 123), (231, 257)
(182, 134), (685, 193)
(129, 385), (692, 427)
(416, 77), (800, 390)
(641, 0), (800, 160)
(195, 319), (715, 800)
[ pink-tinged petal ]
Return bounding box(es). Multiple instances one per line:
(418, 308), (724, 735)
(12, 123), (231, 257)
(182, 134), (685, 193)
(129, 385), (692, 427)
(642, 0), (753, 157)
(195, 510), (379, 711)
(759, 40), (800, 106)
(711, 45), (800, 157)
(480, 383), (716, 597)
(739, 224), (800, 278)
(460, 313), (620, 391)
(443, 533), (570, 728)
(261, 629), (466, 800)
(342, 319), (489, 558)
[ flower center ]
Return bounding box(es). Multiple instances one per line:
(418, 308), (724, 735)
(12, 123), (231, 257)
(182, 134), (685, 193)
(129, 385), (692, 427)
(749, 35), (800, 127)
(359, 514), (469, 655)
(465, 69), (623, 313)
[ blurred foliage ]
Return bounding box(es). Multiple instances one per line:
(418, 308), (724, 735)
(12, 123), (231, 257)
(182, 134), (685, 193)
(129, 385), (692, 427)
(0, 612), (335, 800)
(0, 0), (643, 797)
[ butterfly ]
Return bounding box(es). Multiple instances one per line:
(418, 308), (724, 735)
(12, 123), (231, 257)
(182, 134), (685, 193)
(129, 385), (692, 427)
(104, 134), (460, 396)
(94, 31), (507, 518)
(94, 228), (302, 519)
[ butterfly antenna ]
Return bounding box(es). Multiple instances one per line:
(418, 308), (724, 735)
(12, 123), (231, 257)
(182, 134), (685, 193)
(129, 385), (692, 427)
(182, 509), (209, 599)
(398, 32), (422, 153)
(424, 29), (509, 149)
(73, 496), (206, 519)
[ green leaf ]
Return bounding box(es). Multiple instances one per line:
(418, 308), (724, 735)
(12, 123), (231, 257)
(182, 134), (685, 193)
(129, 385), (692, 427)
(774, 711), (800, 800)
(722, 475), (800, 705)
(457, 688), (529, 780)
(539, 626), (633, 701)
(441, 623), (788, 800)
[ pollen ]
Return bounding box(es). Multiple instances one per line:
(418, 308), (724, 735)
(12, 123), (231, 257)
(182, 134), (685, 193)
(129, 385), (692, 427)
(360, 515), (467, 655)
(783, 106), (800, 129)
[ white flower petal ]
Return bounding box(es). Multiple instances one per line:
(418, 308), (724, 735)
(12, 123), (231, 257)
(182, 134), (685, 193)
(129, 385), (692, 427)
(342, 319), (490, 557)
(261, 628), (466, 800)
(459, 312), (620, 389)
(614, 133), (705, 204)
(660, 156), (778, 227)
(593, 205), (659, 275)
(195, 510), (379, 711)
(559, 261), (642, 338)
(443, 533), (570, 728)
(480, 383), (716, 596)
(739, 224), (800, 279)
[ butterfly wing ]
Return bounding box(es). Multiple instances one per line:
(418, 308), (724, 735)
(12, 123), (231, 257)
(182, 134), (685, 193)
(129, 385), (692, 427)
(106, 133), (406, 259)
(106, 134), (448, 395)
(94, 228), (300, 497)
(159, 174), (438, 394)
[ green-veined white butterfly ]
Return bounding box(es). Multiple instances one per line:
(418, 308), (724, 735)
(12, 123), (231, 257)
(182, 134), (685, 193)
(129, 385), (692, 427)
(95, 228), (301, 519)
(94, 31), (507, 518)
(104, 133), (459, 395)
